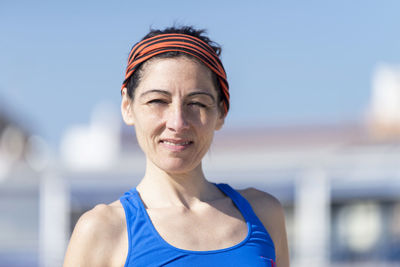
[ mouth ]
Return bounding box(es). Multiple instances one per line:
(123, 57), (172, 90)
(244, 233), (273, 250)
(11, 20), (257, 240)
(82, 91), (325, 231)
(161, 140), (192, 145)
(159, 139), (193, 151)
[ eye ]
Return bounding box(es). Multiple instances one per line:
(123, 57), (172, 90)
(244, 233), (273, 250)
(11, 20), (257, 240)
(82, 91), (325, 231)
(188, 102), (207, 108)
(147, 99), (167, 105)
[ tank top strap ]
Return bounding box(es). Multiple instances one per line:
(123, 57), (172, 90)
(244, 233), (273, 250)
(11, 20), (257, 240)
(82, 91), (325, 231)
(120, 188), (140, 217)
(214, 183), (259, 225)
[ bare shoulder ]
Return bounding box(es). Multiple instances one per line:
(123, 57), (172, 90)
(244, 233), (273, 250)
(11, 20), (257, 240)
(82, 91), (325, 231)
(239, 187), (285, 232)
(79, 201), (126, 236)
(238, 187), (286, 233)
(239, 187), (283, 211)
(63, 201), (127, 267)
(238, 187), (290, 267)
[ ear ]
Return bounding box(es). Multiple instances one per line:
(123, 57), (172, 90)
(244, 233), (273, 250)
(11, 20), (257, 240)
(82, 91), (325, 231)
(215, 102), (226, 131)
(215, 116), (225, 131)
(121, 88), (135, 126)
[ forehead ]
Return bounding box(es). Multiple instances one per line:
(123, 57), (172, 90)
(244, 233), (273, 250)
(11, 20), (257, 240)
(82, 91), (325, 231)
(137, 56), (216, 92)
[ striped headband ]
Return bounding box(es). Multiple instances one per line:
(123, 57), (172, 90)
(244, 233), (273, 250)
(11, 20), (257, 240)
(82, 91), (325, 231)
(121, 33), (230, 113)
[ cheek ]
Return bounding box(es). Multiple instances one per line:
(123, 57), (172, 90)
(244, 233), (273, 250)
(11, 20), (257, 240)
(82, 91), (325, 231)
(134, 104), (163, 129)
(196, 117), (217, 143)
(191, 107), (217, 124)
(133, 112), (162, 145)
(133, 126), (148, 149)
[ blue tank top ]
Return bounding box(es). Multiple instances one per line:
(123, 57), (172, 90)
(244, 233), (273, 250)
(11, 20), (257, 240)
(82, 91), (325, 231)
(120, 183), (276, 267)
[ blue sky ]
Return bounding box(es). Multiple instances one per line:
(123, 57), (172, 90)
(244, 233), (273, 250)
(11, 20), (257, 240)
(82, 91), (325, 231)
(1, 1), (400, 148)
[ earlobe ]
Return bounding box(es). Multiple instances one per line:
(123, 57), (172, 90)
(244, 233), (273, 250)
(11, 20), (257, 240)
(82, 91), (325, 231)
(215, 118), (225, 131)
(121, 88), (135, 126)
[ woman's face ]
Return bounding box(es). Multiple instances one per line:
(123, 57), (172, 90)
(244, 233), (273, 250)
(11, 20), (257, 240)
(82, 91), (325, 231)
(122, 56), (225, 174)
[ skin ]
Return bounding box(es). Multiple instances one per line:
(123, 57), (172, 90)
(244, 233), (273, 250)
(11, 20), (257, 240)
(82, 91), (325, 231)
(63, 56), (290, 267)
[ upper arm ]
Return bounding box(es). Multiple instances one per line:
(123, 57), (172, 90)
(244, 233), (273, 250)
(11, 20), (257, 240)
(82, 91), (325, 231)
(242, 188), (290, 267)
(63, 204), (121, 267)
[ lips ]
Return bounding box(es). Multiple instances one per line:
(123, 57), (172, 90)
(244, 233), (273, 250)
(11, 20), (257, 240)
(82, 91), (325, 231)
(162, 140), (191, 145)
(159, 138), (193, 151)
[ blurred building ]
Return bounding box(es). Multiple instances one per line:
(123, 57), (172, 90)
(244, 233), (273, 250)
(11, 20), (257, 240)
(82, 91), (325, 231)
(368, 64), (400, 140)
(0, 111), (43, 267)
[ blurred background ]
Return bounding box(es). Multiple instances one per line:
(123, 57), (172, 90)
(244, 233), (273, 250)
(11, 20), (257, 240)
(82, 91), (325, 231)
(1, 1), (400, 266)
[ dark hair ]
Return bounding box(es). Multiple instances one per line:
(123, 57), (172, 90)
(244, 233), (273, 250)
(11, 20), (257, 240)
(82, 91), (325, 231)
(125, 26), (224, 111)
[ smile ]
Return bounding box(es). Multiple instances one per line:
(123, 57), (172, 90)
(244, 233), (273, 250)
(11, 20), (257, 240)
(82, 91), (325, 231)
(159, 139), (193, 151)
(162, 140), (191, 146)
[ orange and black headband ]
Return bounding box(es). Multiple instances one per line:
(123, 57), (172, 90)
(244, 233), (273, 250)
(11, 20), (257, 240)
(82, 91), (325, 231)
(121, 33), (230, 113)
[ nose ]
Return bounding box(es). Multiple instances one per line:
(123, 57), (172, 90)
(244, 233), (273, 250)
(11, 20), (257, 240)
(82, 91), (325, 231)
(166, 103), (189, 132)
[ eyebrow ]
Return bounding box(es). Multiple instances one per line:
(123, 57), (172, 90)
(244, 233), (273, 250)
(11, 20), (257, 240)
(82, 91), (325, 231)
(140, 89), (216, 102)
(140, 89), (171, 98)
(187, 92), (216, 102)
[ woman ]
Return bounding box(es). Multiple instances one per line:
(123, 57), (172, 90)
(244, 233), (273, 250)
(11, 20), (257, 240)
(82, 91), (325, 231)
(63, 26), (289, 267)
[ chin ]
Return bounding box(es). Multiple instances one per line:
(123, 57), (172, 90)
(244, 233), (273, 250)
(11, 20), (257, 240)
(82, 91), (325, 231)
(155, 158), (200, 175)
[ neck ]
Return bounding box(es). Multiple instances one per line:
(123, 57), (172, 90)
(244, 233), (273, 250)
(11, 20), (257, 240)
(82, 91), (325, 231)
(136, 160), (222, 209)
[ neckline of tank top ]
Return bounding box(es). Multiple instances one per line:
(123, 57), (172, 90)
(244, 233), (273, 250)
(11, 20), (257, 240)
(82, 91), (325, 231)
(131, 183), (252, 254)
